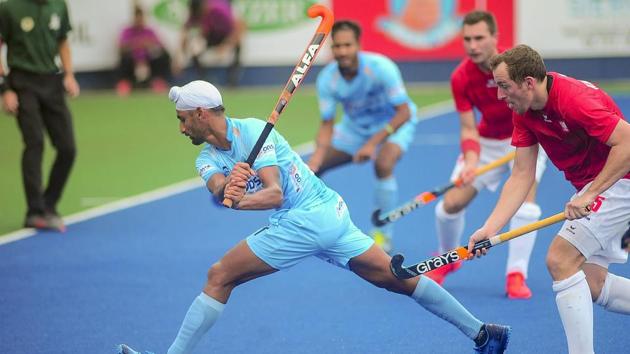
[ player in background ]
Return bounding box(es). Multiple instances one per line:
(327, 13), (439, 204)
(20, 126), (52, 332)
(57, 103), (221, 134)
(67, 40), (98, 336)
(470, 44), (630, 353)
(425, 11), (547, 300)
(307, 20), (418, 254)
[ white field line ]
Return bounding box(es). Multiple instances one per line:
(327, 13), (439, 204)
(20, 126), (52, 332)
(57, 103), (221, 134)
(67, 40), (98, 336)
(0, 100), (455, 245)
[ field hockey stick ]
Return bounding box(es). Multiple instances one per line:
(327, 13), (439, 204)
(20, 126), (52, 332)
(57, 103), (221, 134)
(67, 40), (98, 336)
(371, 151), (515, 226)
(390, 212), (566, 279)
(222, 4), (334, 207)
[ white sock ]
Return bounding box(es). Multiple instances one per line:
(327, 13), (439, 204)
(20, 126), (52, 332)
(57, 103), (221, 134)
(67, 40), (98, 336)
(168, 293), (225, 354)
(435, 200), (465, 253)
(375, 176), (397, 238)
(595, 273), (630, 314)
(506, 202), (541, 277)
(552, 271), (594, 354)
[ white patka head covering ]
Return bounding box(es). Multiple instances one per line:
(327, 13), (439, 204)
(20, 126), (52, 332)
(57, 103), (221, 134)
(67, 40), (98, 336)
(168, 80), (223, 111)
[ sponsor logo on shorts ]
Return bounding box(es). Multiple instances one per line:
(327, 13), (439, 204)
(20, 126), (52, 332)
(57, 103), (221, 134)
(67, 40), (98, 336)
(565, 224), (577, 235)
(336, 197), (346, 218)
(415, 250), (460, 274)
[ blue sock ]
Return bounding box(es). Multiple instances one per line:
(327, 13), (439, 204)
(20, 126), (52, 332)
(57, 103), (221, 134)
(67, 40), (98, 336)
(375, 176), (398, 238)
(168, 293), (225, 354)
(412, 276), (483, 340)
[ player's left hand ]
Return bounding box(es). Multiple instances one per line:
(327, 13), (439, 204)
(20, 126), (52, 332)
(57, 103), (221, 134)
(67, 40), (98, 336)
(459, 164), (477, 186)
(63, 74), (80, 98)
(467, 227), (494, 259)
(228, 162), (255, 183)
(565, 193), (594, 220)
(353, 142), (376, 163)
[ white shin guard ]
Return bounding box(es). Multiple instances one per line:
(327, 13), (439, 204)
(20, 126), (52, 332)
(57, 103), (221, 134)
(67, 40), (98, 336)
(435, 200), (465, 253)
(552, 271), (594, 354)
(506, 202), (541, 277)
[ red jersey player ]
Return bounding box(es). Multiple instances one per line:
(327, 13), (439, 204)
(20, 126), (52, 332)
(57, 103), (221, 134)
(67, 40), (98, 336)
(426, 11), (547, 300)
(469, 44), (630, 353)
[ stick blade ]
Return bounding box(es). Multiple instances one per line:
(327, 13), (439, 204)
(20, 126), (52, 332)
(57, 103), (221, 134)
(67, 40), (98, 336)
(371, 209), (387, 227)
(389, 254), (417, 279)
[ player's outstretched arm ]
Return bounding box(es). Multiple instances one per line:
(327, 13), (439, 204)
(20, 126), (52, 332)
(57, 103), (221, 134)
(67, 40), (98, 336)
(308, 119), (334, 173)
(458, 110), (481, 185)
(567, 119), (630, 219)
(468, 145), (538, 255)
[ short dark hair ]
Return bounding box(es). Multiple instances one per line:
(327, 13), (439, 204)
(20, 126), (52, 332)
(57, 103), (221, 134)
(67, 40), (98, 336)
(490, 45), (547, 84)
(134, 5), (144, 17)
(332, 20), (361, 41)
(463, 11), (497, 35)
(209, 105), (225, 113)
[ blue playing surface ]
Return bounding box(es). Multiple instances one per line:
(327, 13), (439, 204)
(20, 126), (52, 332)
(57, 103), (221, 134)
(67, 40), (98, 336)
(2, 98), (629, 354)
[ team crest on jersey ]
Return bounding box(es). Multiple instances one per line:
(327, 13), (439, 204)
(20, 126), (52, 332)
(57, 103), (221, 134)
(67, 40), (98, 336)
(49, 13), (61, 31)
(542, 113), (552, 123)
(20, 17), (35, 32)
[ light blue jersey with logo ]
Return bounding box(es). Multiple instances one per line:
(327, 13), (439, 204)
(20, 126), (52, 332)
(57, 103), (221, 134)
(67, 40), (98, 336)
(316, 51), (418, 136)
(196, 117), (374, 270)
(195, 117), (336, 210)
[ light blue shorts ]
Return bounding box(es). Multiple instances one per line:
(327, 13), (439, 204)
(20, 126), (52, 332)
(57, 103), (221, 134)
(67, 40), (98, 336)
(246, 194), (374, 270)
(332, 118), (417, 155)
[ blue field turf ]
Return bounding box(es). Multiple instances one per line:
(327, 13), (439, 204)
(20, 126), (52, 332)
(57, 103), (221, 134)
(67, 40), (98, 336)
(2, 98), (629, 353)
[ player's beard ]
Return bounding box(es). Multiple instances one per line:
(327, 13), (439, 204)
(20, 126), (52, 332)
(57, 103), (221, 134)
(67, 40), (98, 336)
(190, 136), (205, 145)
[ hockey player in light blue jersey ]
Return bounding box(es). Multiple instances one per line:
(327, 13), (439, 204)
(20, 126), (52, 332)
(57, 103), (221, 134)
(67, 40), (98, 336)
(118, 80), (510, 354)
(307, 20), (418, 254)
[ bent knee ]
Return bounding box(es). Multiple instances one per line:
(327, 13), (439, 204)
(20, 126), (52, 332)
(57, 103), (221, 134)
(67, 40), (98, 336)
(441, 195), (466, 214)
(546, 251), (581, 280)
(374, 160), (395, 179)
(206, 261), (231, 289)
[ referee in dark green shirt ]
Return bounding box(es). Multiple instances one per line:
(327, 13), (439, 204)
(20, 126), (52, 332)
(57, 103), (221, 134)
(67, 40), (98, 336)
(0, 0), (79, 231)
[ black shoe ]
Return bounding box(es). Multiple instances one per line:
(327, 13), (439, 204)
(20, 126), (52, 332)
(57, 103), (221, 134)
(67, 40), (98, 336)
(474, 324), (511, 353)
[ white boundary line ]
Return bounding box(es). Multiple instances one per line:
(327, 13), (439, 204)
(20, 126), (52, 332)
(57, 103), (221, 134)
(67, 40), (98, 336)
(0, 100), (455, 246)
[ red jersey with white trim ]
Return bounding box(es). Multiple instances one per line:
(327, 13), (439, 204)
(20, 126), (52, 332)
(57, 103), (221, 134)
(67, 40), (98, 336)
(451, 57), (513, 139)
(511, 72), (629, 190)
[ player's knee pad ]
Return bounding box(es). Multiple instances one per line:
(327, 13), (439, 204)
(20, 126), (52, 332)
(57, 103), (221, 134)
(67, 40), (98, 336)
(435, 199), (464, 220)
(515, 202), (542, 221)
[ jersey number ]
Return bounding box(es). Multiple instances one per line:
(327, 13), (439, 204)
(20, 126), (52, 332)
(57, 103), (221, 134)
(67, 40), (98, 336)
(590, 195), (606, 212)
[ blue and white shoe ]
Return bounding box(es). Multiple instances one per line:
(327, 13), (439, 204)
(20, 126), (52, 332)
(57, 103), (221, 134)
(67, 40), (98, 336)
(473, 324), (511, 353)
(117, 344), (155, 354)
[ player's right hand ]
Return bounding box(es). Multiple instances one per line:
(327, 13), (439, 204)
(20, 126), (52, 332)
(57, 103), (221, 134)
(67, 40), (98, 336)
(467, 227), (493, 259)
(224, 178), (247, 204)
(1, 90), (19, 115)
(459, 163), (477, 186)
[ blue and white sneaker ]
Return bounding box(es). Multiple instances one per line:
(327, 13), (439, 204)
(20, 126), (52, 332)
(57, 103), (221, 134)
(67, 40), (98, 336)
(117, 344), (155, 354)
(473, 324), (511, 353)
